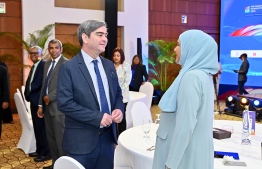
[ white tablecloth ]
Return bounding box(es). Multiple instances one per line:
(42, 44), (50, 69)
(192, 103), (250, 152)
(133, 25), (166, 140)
(115, 120), (262, 169)
(126, 91), (147, 129)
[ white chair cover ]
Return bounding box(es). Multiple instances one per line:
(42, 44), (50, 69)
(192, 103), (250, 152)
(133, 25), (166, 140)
(139, 82), (154, 108)
(14, 92), (36, 154)
(131, 101), (153, 127)
(21, 85), (31, 114)
(114, 167), (132, 169)
(54, 156), (85, 169)
(16, 88), (32, 120)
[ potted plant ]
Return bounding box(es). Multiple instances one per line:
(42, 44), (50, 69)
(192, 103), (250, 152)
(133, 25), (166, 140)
(147, 40), (181, 103)
(0, 24), (55, 65)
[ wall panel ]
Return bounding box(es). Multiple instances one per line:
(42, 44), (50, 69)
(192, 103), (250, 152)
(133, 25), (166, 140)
(149, 0), (220, 89)
(149, 0), (172, 12)
(0, 17), (22, 32)
(55, 0), (123, 11)
(0, 36), (22, 50)
(172, 1), (197, 14)
(0, 0), (23, 113)
(149, 11), (172, 25)
(149, 0), (220, 42)
(0, 0), (21, 17)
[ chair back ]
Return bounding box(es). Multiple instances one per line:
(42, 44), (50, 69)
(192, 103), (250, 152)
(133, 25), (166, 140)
(14, 92), (36, 154)
(139, 82), (154, 108)
(54, 156), (85, 169)
(131, 101), (152, 126)
(16, 88), (32, 120)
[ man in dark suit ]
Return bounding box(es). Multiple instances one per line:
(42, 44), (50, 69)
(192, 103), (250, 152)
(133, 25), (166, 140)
(57, 20), (124, 169)
(0, 65), (9, 138)
(234, 53), (249, 95)
(37, 39), (67, 169)
(24, 46), (50, 161)
(0, 62), (13, 124)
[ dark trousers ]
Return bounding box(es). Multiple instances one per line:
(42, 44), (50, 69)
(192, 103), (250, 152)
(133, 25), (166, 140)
(30, 103), (50, 156)
(129, 86), (138, 92)
(67, 127), (115, 169)
(0, 107), (3, 138)
(238, 81), (249, 95)
(3, 106), (13, 123)
(117, 103), (127, 138)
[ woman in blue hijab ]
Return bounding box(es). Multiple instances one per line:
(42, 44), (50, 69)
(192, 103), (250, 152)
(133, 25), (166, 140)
(153, 30), (218, 169)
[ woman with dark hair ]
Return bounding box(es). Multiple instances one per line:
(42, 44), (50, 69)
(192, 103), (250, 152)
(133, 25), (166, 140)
(112, 47), (131, 137)
(129, 55), (148, 91)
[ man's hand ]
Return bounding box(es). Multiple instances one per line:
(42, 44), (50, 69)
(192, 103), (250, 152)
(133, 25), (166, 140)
(37, 107), (44, 118)
(112, 109), (123, 123)
(2, 102), (9, 109)
(100, 113), (113, 127)
(43, 96), (50, 105)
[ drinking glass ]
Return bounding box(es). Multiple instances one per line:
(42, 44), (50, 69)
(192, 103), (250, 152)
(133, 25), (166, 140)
(241, 139), (251, 157)
(142, 119), (151, 138)
(155, 114), (160, 124)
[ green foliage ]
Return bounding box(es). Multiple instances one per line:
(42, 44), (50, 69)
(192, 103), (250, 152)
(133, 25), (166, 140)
(0, 54), (27, 67)
(0, 24), (55, 65)
(26, 24), (55, 49)
(62, 42), (81, 59)
(147, 40), (178, 91)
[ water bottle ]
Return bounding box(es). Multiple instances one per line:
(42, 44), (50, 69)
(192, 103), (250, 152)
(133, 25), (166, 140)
(241, 110), (251, 155)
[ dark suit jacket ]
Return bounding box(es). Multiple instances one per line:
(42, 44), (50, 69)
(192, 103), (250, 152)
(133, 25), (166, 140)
(57, 52), (124, 154)
(0, 65), (9, 104)
(25, 60), (45, 106)
(238, 59), (249, 82)
(39, 56), (67, 116)
(131, 65), (148, 91)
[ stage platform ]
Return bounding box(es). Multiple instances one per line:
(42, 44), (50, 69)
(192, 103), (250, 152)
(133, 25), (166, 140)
(237, 93), (262, 100)
(224, 93), (262, 121)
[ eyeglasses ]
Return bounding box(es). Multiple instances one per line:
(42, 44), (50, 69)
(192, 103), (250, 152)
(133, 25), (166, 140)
(30, 52), (40, 55)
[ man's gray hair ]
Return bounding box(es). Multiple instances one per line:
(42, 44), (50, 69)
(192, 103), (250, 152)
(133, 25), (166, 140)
(77, 20), (107, 46)
(30, 45), (43, 53)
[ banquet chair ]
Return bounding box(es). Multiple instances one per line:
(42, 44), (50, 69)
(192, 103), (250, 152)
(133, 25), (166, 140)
(131, 101), (153, 126)
(16, 88), (32, 120)
(139, 82), (154, 108)
(54, 156), (85, 169)
(21, 85), (31, 114)
(14, 92), (36, 154)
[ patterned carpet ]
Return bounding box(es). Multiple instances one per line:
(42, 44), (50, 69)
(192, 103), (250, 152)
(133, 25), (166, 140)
(0, 101), (261, 168)
(0, 114), (52, 169)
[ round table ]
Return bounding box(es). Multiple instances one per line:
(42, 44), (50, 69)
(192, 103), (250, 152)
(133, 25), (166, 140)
(114, 120), (262, 169)
(126, 91), (147, 129)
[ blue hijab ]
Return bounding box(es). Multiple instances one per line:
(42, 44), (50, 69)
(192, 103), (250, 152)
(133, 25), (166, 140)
(159, 30), (219, 112)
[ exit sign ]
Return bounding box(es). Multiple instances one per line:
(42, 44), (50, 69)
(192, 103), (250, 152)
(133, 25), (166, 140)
(0, 2), (6, 13)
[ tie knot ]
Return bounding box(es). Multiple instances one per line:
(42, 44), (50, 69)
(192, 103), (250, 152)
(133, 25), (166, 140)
(93, 59), (98, 66)
(52, 60), (56, 64)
